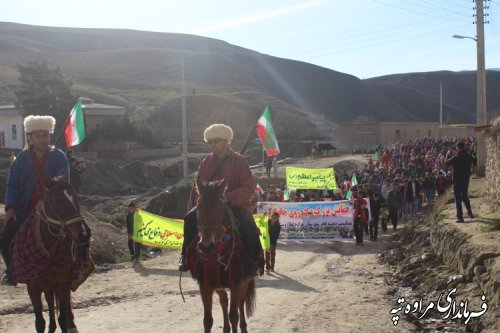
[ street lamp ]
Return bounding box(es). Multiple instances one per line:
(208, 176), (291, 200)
(451, 30), (487, 177)
(452, 34), (477, 42)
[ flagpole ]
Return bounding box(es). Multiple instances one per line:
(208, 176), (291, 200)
(53, 112), (71, 148)
(181, 58), (188, 179)
(239, 123), (256, 155)
(54, 97), (80, 149)
(262, 145), (265, 171)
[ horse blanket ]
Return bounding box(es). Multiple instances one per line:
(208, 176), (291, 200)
(186, 230), (249, 288)
(8, 214), (94, 291)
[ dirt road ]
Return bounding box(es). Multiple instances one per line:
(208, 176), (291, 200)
(0, 230), (419, 333)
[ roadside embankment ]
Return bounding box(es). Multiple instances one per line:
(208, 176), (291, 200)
(379, 177), (499, 332)
(430, 178), (499, 304)
(430, 177), (500, 330)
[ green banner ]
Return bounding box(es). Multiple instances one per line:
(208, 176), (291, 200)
(286, 167), (337, 190)
(133, 209), (184, 249)
(254, 213), (271, 251)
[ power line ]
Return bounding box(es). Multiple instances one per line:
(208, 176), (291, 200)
(260, 2), (471, 62)
(373, 0), (470, 22)
(302, 22), (470, 61)
(404, 0), (471, 16)
(442, 0), (475, 11)
(283, 19), (470, 60)
(12, 60), (183, 85)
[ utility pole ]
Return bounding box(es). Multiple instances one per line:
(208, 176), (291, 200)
(181, 59), (188, 179)
(439, 80), (443, 129)
(475, 0), (487, 177)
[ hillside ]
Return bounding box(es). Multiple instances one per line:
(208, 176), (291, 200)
(368, 71), (500, 123)
(1, 22), (498, 142)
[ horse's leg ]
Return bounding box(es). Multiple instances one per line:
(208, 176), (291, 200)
(44, 289), (57, 333)
(57, 286), (77, 333)
(200, 286), (214, 333)
(66, 294), (78, 333)
(215, 289), (230, 333)
(27, 284), (46, 333)
(229, 286), (241, 333)
(239, 281), (249, 333)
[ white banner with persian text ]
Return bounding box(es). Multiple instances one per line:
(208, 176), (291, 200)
(257, 200), (353, 241)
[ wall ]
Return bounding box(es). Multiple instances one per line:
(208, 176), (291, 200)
(0, 116), (24, 149)
(335, 122), (475, 152)
(0, 114), (24, 149)
(484, 116), (500, 210)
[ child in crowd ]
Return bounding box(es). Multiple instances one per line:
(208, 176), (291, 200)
(265, 212), (281, 272)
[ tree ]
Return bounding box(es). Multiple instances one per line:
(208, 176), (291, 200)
(15, 60), (76, 140)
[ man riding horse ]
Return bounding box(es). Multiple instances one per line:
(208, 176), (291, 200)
(179, 123), (263, 278)
(1, 115), (70, 286)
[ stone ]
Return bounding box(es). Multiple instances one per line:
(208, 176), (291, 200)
(473, 265), (486, 277)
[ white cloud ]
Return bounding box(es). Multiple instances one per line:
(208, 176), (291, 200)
(192, 0), (329, 34)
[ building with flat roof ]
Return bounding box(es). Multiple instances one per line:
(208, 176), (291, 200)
(335, 122), (475, 152)
(0, 98), (128, 151)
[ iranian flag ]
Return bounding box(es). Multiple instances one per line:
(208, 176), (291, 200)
(283, 188), (290, 201)
(350, 174), (358, 188)
(64, 99), (86, 148)
(346, 174), (359, 200)
(256, 182), (264, 194)
(256, 106), (280, 156)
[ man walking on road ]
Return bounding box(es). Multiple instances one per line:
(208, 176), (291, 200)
(445, 141), (474, 223)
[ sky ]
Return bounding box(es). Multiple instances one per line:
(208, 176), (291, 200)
(2, 0), (500, 78)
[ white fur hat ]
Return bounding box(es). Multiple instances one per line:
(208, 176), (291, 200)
(203, 123), (233, 143)
(24, 115), (56, 134)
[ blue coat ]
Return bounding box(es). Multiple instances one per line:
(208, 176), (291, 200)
(5, 146), (70, 213)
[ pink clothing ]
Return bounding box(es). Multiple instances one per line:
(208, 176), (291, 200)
(187, 149), (255, 212)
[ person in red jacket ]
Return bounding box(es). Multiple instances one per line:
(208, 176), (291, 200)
(435, 171), (448, 196)
(179, 123), (262, 277)
(352, 190), (368, 245)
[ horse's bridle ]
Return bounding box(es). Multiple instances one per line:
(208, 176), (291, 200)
(196, 198), (225, 231)
(37, 193), (85, 238)
(197, 224), (223, 231)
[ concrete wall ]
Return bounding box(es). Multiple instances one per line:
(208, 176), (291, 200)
(0, 114), (24, 149)
(0, 116), (24, 149)
(484, 116), (500, 210)
(85, 114), (126, 133)
(335, 122), (475, 152)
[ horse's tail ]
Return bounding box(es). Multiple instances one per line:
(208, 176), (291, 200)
(245, 279), (256, 317)
(55, 291), (60, 315)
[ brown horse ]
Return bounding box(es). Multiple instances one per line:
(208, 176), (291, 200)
(10, 173), (92, 333)
(185, 178), (257, 333)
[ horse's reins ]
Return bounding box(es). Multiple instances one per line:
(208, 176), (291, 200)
(217, 204), (239, 271)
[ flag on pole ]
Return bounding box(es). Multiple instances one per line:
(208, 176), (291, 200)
(346, 174), (358, 200)
(64, 99), (86, 148)
(256, 106), (280, 156)
(283, 188), (290, 201)
(350, 174), (358, 188)
(256, 182), (264, 194)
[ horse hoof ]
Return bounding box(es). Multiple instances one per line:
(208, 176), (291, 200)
(67, 328), (79, 333)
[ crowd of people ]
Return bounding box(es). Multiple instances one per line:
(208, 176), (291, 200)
(252, 136), (477, 245)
